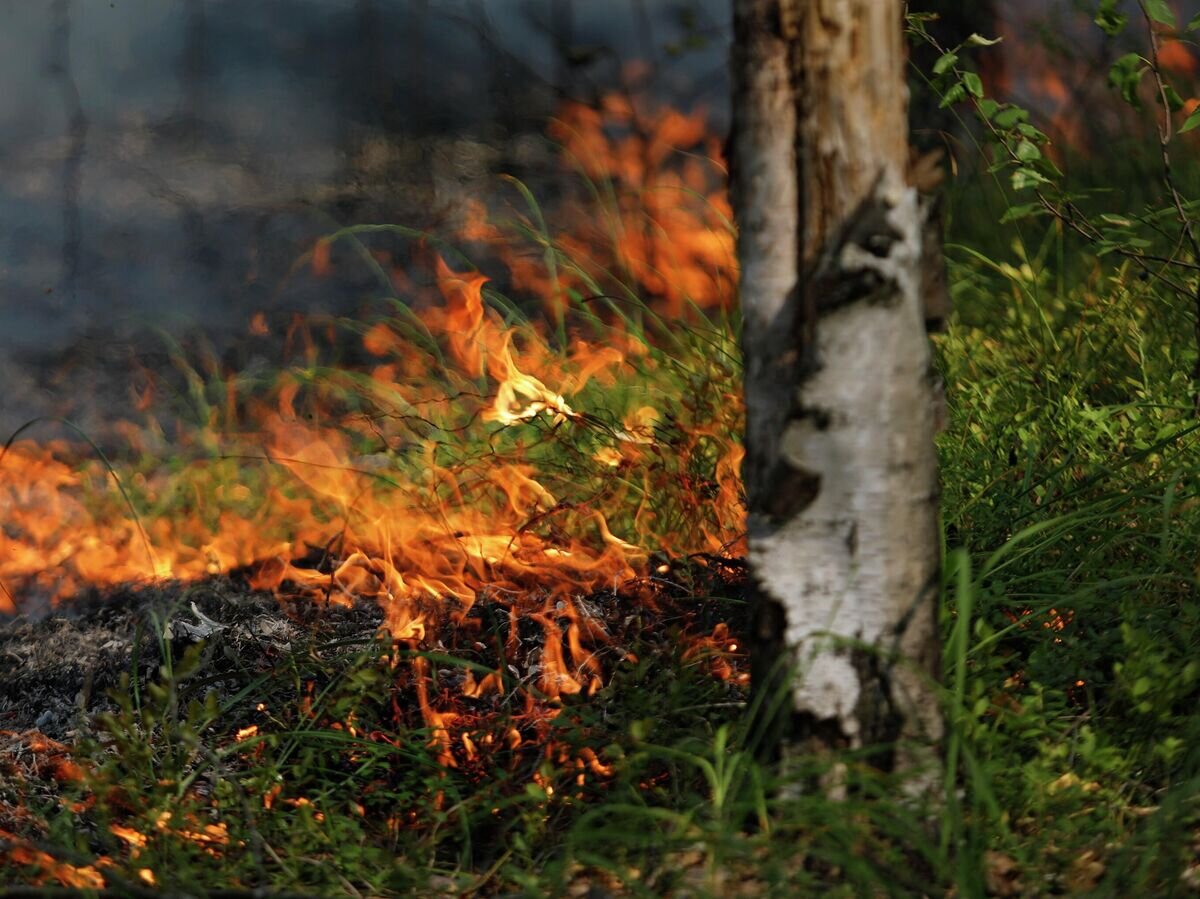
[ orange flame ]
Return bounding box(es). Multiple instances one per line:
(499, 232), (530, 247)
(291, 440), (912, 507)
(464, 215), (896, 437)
(0, 95), (745, 753)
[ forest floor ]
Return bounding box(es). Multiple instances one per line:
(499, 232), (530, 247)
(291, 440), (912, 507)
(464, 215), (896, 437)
(0, 566), (765, 897)
(7, 241), (1200, 895)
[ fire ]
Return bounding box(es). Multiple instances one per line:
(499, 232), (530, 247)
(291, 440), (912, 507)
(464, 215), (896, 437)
(234, 724), (258, 742)
(0, 95), (745, 763)
(109, 824), (148, 850)
(683, 622), (749, 686)
(460, 95), (735, 323)
(1, 836), (105, 889)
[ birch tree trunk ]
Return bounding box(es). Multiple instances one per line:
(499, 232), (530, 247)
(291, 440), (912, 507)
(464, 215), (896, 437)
(731, 0), (944, 781)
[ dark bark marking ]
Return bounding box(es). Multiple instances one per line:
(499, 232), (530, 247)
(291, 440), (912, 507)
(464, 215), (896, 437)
(919, 193), (950, 332)
(792, 710), (852, 753)
(810, 267), (892, 316)
(842, 194), (903, 257)
(806, 185), (904, 317)
(848, 644), (906, 770)
(793, 180), (907, 384)
(762, 458), (822, 522)
(786, 641), (908, 773)
(748, 586), (792, 762)
(741, 294), (804, 518)
(791, 403), (832, 431)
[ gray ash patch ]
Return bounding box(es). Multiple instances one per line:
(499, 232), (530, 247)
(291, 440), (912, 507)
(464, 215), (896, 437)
(0, 557), (750, 749)
(0, 578), (383, 739)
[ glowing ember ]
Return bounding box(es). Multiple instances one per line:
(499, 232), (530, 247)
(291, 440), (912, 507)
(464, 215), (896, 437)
(2, 837), (105, 889)
(109, 825), (147, 851)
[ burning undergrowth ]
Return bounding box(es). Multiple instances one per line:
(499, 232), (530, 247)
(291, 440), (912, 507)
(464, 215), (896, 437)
(0, 95), (747, 889)
(0, 559), (748, 892)
(0, 94), (741, 614)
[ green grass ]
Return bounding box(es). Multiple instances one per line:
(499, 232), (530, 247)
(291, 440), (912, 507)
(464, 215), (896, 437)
(927, 220), (1200, 896)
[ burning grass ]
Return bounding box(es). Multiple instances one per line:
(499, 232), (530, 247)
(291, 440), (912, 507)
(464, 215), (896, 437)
(0, 95), (756, 893)
(1, 96), (741, 675)
(0, 564), (751, 895)
(0, 94), (742, 618)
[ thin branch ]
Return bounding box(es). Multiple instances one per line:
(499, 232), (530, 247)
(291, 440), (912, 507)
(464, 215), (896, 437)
(914, 25), (1200, 304)
(1139, 0), (1200, 413)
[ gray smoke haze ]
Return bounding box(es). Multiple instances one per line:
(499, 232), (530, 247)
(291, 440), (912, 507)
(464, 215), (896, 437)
(0, 0), (728, 434)
(0, 0), (1118, 437)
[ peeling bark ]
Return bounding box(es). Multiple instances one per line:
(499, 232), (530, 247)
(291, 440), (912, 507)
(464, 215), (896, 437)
(732, 0), (943, 785)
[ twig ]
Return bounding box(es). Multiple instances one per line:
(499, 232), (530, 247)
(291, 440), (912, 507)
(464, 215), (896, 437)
(914, 24), (1200, 386)
(1139, 0), (1200, 414)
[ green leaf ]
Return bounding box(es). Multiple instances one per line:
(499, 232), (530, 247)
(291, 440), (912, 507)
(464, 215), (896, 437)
(1108, 52), (1147, 107)
(978, 98), (1000, 120)
(1096, 0), (1129, 36)
(965, 33), (1003, 47)
(1180, 107), (1200, 134)
(962, 71), (984, 98)
(933, 51), (958, 75)
(939, 82), (967, 108)
(1011, 167), (1049, 191)
(1036, 155), (1064, 179)
(1189, 13), (1200, 31)
(994, 106), (1030, 128)
(1143, 0), (1176, 28)
(1016, 140), (1042, 162)
(1164, 84), (1186, 112)
(999, 202), (1044, 223)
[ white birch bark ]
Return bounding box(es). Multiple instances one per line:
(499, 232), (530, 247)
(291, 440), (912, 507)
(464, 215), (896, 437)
(732, 0), (943, 779)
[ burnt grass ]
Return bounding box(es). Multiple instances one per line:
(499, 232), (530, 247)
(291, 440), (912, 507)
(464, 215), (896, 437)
(0, 555), (749, 741)
(0, 581), (382, 741)
(0, 556), (751, 893)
